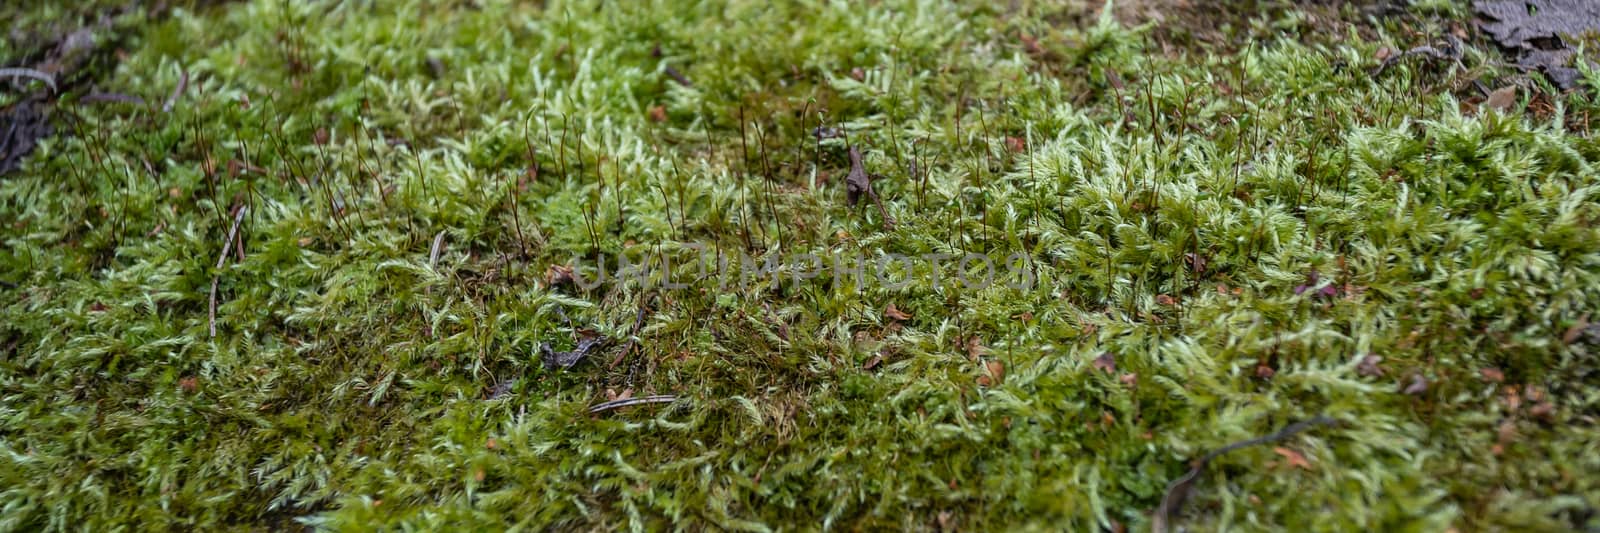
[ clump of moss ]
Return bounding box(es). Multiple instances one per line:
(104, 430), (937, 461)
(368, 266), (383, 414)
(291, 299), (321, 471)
(1, 0), (1598, 530)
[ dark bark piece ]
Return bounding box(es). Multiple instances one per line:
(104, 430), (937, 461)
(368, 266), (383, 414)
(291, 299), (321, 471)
(1475, 0), (1600, 89)
(1476, 0), (1600, 51)
(0, 97), (52, 175)
(540, 334), (607, 370)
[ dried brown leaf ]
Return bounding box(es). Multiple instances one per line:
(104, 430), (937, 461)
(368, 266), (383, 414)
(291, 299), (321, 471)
(863, 353), (884, 370)
(985, 360), (1005, 384)
(1272, 446), (1313, 470)
(1479, 367), (1505, 383)
(1486, 86), (1518, 113)
(884, 303), (912, 322)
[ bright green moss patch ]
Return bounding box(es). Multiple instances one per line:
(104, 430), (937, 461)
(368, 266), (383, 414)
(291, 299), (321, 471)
(3, 0), (1599, 530)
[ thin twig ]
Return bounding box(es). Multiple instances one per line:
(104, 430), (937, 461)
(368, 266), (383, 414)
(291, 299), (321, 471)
(1153, 415), (1339, 533)
(0, 68), (57, 92)
(610, 294), (654, 370)
(587, 395), (678, 414)
(209, 207), (247, 338)
(162, 67), (188, 113)
(664, 66), (692, 87)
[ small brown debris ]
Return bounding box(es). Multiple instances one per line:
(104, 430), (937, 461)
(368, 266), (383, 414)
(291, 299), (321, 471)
(544, 264), (577, 286)
(485, 438), (498, 450)
(850, 67), (865, 81)
(1486, 86), (1518, 113)
(1356, 354), (1385, 377)
(540, 333), (607, 370)
(1155, 294), (1176, 306)
(178, 376), (199, 394)
(1497, 419), (1518, 446)
(1106, 69), (1126, 91)
(1503, 386), (1523, 411)
(1020, 34), (1042, 55)
(648, 105), (667, 122)
(1562, 314), (1591, 344)
(884, 303), (912, 322)
(963, 335), (984, 360)
(1004, 136), (1026, 153)
(1272, 447), (1313, 470)
(425, 56), (447, 78)
(1479, 367), (1505, 383)
(313, 128), (329, 145)
(486, 380), (514, 400)
(985, 360), (1005, 384)
(1092, 352), (1116, 374)
(845, 146), (893, 227)
(1403, 374), (1429, 396)
(863, 353), (884, 370)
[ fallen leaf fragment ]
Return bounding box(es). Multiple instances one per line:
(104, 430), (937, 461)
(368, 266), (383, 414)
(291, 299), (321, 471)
(1005, 136), (1026, 153)
(963, 336), (984, 359)
(884, 303), (912, 321)
(1486, 86), (1517, 113)
(985, 360), (1005, 384)
(1273, 446), (1313, 470)
(1479, 367), (1505, 383)
(1562, 314), (1591, 344)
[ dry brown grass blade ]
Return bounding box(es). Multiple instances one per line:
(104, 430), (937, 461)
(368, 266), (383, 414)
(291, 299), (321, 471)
(209, 207), (247, 338)
(588, 394), (678, 414)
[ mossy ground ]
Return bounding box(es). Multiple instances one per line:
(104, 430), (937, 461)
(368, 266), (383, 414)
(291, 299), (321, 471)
(3, 0), (1599, 530)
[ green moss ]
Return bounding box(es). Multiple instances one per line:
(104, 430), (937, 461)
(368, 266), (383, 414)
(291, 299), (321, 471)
(2, 0), (1598, 531)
